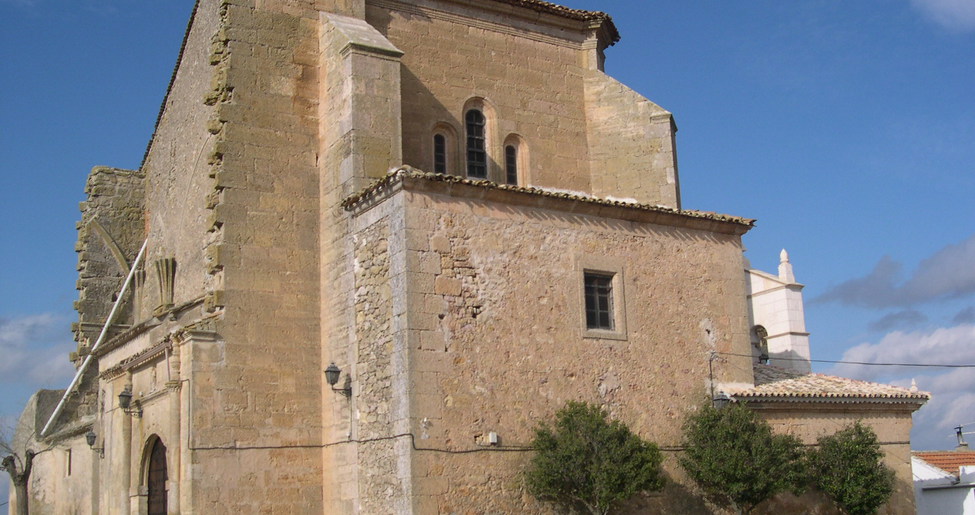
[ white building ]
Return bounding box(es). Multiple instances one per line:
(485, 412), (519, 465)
(746, 249), (811, 373)
(913, 451), (975, 514)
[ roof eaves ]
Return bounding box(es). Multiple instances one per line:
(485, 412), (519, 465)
(342, 167), (756, 228)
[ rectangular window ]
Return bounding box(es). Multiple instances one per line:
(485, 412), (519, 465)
(584, 272), (614, 330)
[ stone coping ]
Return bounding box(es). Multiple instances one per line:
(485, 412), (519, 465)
(343, 167), (756, 235)
(730, 364), (931, 405)
(142, 0), (200, 168)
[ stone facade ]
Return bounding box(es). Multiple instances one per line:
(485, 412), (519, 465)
(11, 1), (925, 514)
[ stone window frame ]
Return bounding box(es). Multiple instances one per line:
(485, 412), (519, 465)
(431, 122), (458, 175)
(576, 255), (628, 341)
(461, 97), (498, 181)
(502, 133), (528, 186)
(584, 272), (613, 329)
(465, 109), (488, 179)
(434, 134), (448, 174)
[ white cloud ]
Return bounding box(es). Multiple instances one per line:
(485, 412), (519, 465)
(868, 309), (927, 332)
(911, 0), (975, 32)
(0, 314), (76, 386)
(828, 324), (975, 449)
(816, 233), (975, 308)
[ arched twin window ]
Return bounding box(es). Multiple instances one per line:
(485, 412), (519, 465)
(431, 101), (526, 185)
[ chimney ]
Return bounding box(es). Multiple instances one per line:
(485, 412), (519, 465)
(778, 249), (795, 283)
(956, 426), (970, 451)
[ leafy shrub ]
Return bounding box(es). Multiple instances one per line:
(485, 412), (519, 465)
(680, 403), (805, 514)
(807, 422), (894, 515)
(525, 401), (664, 515)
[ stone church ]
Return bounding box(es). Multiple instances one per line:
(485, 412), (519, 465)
(10, 0), (928, 513)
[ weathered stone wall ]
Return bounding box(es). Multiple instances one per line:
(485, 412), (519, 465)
(584, 73), (681, 208)
(350, 208), (414, 512)
(389, 183), (753, 512)
(369, 0), (680, 207)
(140, 0), (219, 317)
(374, 0), (595, 190)
(19, 435), (93, 515)
(74, 167), (146, 354)
(318, 7), (407, 511)
(173, 0), (325, 512)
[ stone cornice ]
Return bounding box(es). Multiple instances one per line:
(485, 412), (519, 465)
(100, 339), (173, 380)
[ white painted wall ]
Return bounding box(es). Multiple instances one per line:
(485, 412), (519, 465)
(745, 250), (811, 373)
(913, 458), (975, 514)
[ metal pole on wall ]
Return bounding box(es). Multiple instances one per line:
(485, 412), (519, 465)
(41, 239), (149, 437)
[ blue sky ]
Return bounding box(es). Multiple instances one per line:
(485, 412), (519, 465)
(1, 0), (973, 502)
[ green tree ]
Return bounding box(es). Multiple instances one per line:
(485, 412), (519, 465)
(680, 403), (805, 514)
(808, 422), (894, 515)
(525, 401), (664, 515)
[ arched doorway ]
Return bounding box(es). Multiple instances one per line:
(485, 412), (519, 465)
(146, 438), (168, 515)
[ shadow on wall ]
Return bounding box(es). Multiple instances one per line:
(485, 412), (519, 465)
(614, 471), (913, 514)
(753, 474), (914, 515)
(617, 470), (711, 514)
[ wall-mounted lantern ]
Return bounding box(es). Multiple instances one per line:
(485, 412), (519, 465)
(118, 387), (143, 417)
(86, 429), (104, 458)
(325, 363), (352, 397)
(712, 392), (732, 410)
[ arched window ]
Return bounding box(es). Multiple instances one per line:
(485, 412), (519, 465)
(465, 109), (487, 179)
(503, 134), (527, 186)
(433, 134), (447, 174)
(504, 145), (518, 185)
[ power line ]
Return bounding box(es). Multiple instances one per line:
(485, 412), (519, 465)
(718, 351), (975, 369)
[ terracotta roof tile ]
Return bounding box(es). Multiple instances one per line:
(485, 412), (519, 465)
(914, 451), (975, 476)
(492, 0), (611, 22)
(491, 0), (620, 43)
(342, 167), (756, 228)
(729, 365), (930, 403)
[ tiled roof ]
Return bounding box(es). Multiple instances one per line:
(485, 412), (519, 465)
(493, 0), (610, 21)
(490, 1), (620, 43)
(914, 451), (975, 476)
(729, 365), (930, 404)
(342, 167), (756, 228)
(504, 0), (610, 21)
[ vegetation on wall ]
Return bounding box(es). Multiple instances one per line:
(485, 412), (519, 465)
(524, 401), (664, 515)
(807, 421), (894, 515)
(679, 403), (805, 514)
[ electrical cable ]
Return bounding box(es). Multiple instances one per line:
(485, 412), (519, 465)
(718, 351), (975, 368)
(190, 432), (534, 454)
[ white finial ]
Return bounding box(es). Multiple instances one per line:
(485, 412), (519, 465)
(778, 249), (795, 282)
(910, 379), (918, 392)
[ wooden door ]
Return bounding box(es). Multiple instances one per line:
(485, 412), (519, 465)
(147, 439), (168, 515)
